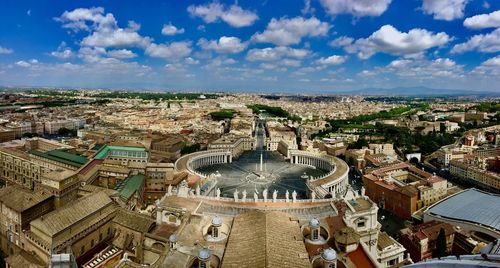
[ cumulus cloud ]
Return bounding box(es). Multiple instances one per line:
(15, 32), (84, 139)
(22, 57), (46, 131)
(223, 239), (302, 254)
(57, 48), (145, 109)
(187, 2), (258, 28)
(385, 57), (464, 78)
(56, 7), (151, 48)
(50, 42), (73, 59)
(145, 41), (192, 60)
(198, 36), (247, 54)
(15, 59), (38, 68)
(422, 0), (468, 21)
(472, 55), (500, 76)
(246, 47), (311, 61)
(329, 36), (354, 47)
(251, 16), (330, 46)
(107, 49), (137, 59)
(345, 24), (451, 59)
(452, 27), (500, 53)
(319, 0), (392, 17)
(161, 23), (185, 35)
(185, 57), (199, 65)
(316, 55), (347, 65)
(0, 46), (14, 54)
(464, 10), (500, 29)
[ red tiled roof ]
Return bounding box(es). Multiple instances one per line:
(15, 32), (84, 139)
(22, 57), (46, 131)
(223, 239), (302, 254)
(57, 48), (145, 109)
(347, 246), (376, 268)
(78, 159), (103, 175)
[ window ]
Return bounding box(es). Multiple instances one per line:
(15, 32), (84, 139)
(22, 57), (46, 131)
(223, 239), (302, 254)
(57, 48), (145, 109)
(312, 229), (319, 240)
(357, 221), (365, 228)
(388, 258), (396, 266)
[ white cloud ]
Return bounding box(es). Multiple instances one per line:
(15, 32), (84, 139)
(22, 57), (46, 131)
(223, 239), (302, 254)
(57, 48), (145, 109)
(78, 47), (106, 63)
(161, 23), (185, 35)
(56, 7), (151, 48)
(15, 59), (38, 68)
(329, 36), (354, 47)
(198, 36), (247, 54)
(246, 47), (311, 61)
(452, 27), (500, 53)
(422, 0), (468, 21)
(55, 7), (108, 32)
(0, 46), (14, 54)
(187, 2), (258, 28)
(319, 0), (392, 17)
(472, 55), (500, 76)
(51, 49), (73, 59)
(345, 24), (450, 59)
(385, 57), (464, 78)
(464, 10), (500, 29)
(50, 42), (73, 59)
(316, 55), (347, 65)
(145, 42), (192, 60)
(164, 63), (185, 73)
(185, 57), (199, 65)
(252, 17), (330, 46)
(281, 59), (301, 67)
(107, 49), (137, 59)
(81, 27), (151, 48)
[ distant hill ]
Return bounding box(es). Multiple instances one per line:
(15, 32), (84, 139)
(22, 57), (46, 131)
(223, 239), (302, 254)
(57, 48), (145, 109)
(341, 86), (499, 96)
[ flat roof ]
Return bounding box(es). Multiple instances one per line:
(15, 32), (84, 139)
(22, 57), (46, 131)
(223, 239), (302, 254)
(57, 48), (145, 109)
(30, 149), (88, 167)
(426, 188), (500, 232)
(94, 145), (146, 160)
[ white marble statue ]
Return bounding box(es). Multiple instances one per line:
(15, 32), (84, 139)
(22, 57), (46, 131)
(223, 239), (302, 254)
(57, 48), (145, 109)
(195, 185), (201, 196)
(292, 190), (297, 203)
(285, 190), (290, 203)
(254, 191), (258, 202)
(311, 191), (316, 201)
(242, 190), (247, 202)
(233, 189), (239, 202)
(155, 199), (161, 207)
(167, 184), (172, 195)
(216, 188), (221, 199)
(361, 186), (366, 197)
(272, 190), (278, 202)
(263, 188), (268, 202)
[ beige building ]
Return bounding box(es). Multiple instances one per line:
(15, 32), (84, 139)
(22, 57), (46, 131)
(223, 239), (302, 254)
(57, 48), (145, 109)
(0, 186), (54, 256)
(25, 191), (116, 264)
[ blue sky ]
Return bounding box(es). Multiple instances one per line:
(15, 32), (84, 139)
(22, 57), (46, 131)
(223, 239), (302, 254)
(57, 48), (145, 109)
(0, 0), (499, 93)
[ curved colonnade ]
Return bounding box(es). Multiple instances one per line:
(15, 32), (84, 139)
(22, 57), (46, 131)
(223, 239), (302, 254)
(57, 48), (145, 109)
(289, 150), (349, 198)
(175, 148), (349, 199)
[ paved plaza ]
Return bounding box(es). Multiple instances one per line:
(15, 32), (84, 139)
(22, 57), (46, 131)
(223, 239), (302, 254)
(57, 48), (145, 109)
(197, 150), (326, 199)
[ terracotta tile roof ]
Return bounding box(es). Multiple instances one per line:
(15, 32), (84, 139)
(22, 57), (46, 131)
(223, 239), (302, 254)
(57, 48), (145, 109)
(0, 185), (53, 212)
(377, 232), (397, 251)
(346, 246), (376, 268)
(30, 191), (113, 237)
(113, 209), (155, 233)
(221, 210), (310, 268)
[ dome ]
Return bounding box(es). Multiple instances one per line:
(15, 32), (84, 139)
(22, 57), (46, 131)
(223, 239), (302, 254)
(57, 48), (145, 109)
(212, 215), (222, 226)
(309, 218), (320, 228)
(169, 234), (178, 243)
(322, 248), (337, 261)
(198, 248), (211, 260)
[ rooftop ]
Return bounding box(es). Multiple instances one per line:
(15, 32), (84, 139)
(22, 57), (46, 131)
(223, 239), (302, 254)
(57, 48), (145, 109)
(426, 188), (500, 233)
(30, 191), (113, 237)
(30, 149), (88, 168)
(115, 174), (145, 202)
(0, 186), (53, 212)
(221, 210), (310, 268)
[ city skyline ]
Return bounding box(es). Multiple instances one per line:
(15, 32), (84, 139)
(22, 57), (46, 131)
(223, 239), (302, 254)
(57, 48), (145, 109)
(1, 0), (500, 93)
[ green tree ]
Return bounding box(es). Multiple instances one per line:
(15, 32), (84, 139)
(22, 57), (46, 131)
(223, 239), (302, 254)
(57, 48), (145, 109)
(436, 227), (447, 259)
